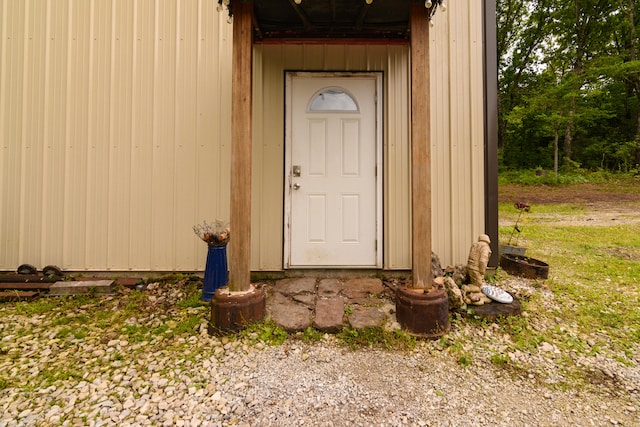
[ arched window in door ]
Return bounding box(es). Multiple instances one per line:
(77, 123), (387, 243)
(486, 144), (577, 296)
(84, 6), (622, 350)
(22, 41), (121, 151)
(307, 87), (359, 112)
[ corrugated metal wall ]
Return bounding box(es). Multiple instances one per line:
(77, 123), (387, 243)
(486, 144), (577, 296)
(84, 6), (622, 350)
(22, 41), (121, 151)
(253, 45), (412, 270)
(430, 1), (486, 267)
(0, 1), (485, 272)
(0, 0), (233, 271)
(253, 2), (486, 270)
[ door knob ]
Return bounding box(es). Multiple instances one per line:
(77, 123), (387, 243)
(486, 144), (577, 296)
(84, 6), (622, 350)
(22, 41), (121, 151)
(292, 183), (301, 190)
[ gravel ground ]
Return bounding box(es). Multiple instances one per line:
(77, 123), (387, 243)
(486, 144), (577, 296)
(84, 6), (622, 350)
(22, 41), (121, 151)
(1, 278), (638, 427)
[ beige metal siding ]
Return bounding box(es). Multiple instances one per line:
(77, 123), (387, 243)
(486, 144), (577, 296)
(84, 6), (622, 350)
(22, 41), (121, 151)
(252, 44), (412, 270)
(1, 2), (485, 272)
(254, 8), (487, 271)
(430, 2), (486, 266)
(0, 0), (232, 271)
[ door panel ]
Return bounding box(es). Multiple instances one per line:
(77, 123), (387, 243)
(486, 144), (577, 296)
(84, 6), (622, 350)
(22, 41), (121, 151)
(287, 75), (379, 267)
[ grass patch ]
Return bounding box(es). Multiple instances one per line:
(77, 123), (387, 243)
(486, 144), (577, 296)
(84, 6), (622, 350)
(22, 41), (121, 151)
(14, 299), (58, 316)
(499, 169), (640, 187)
(299, 327), (325, 342)
(172, 314), (202, 334)
(437, 336), (473, 367)
(497, 198), (640, 382)
(36, 367), (84, 387)
(175, 279), (206, 309)
(337, 327), (417, 351)
(240, 321), (289, 346)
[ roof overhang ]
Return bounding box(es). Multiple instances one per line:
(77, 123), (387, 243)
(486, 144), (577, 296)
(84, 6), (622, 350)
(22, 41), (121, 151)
(218, 0), (444, 42)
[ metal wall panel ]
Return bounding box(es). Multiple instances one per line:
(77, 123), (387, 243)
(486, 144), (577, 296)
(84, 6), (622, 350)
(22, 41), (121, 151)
(1, 2), (485, 272)
(253, 44), (412, 270)
(254, 6), (487, 271)
(0, 0), (233, 271)
(430, 3), (487, 267)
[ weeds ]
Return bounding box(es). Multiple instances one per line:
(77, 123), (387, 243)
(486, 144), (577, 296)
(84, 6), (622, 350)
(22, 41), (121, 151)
(498, 168), (640, 187)
(240, 321), (288, 346)
(337, 326), (417, 351)
(299, 327), (325, 342)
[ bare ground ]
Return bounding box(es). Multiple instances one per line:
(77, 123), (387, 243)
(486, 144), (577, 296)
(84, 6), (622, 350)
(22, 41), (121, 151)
(499, 182), (640, 205)
(499, 183), (640, 226)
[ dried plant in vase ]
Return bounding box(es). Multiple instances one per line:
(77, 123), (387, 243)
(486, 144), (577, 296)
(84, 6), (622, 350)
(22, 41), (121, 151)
(193, 220), (230, 301)
(193, 220), (230, 247)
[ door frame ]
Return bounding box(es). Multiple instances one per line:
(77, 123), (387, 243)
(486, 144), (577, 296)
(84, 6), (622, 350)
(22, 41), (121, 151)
(283, 71), (383, 269)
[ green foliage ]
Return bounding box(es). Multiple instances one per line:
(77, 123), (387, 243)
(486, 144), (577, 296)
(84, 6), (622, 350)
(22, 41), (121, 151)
(337, 327), (417, 351)
(14, 299), (58, 316)
(176, 282), (207, 309)
(437, 336), (473, 367)
(498, 168), (639, 186)
(498, 0), (640, 172)
(300, 326), (325, 342)
(241, 321), (288, 346)
(489, 352), (510, 366)
(172, 315), (202, 335)
(499, 199), (640, 359)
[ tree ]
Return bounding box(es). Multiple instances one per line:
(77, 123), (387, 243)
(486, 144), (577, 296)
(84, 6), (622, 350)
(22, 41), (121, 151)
(549, 0), (619, 165)
(497, 0), (554, 149)
(497, 0), (640, 172)
(614, 0), (640, 167)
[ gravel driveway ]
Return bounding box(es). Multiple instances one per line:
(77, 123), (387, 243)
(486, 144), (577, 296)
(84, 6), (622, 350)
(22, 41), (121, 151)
(1, 277), (638, 427)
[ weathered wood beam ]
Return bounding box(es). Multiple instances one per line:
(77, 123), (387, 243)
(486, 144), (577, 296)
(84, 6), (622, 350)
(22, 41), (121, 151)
(410, 4), (432, 289)
(229, 0), (253, 292)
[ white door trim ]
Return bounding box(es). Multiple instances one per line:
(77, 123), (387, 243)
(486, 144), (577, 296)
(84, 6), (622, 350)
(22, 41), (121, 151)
(284, 71), (383, 268)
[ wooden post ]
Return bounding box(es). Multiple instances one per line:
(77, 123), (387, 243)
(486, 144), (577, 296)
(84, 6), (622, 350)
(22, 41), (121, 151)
(229, 1), (253, 292)
(410, 4), (432, 289)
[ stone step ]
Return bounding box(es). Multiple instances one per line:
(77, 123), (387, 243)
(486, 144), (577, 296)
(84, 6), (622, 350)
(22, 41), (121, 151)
(266, 277), (393, 332)
(49, 280), (114, 296)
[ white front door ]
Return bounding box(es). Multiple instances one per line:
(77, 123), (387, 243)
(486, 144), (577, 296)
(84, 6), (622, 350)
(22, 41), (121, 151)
(285, 73), (382, 268)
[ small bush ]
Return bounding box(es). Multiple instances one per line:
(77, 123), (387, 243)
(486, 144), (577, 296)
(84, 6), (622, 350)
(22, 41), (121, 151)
(499, 168), (638, 186)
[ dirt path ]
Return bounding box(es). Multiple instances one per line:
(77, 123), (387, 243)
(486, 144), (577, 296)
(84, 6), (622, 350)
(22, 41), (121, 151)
(499, 182), (640, 204)
(499, 182), (640, 226)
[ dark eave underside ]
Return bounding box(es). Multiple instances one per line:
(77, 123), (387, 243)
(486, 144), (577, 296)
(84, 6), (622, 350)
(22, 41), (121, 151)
(252, 0), (414, 41)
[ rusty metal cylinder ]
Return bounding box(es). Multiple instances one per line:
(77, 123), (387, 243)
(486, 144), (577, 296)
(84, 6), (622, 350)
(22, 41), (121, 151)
(209, 286), (265, 333)
(396, 286), (450, 338)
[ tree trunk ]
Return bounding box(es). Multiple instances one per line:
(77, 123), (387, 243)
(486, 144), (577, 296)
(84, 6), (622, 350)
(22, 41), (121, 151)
(554, 125), (559, 176)
(635, 104), (640, 169)
(563, 116), (574, 165)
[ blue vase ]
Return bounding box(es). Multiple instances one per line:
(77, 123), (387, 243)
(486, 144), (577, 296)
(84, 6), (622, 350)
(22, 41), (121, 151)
(201, 244), (228, 302)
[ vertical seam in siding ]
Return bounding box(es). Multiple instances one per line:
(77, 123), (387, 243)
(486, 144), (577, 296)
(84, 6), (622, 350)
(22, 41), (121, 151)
(173, 0), (181, 268)
(107, 0), (116, 269)
(85, 0), (95, 269)
(18, 0), (30, 263)
(195, 0), (202, 251)
(42, 0), (52, 264)
(0, 0), (7, 246)
(151, 0), (159, 268)
(130, 0), (138, 269)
